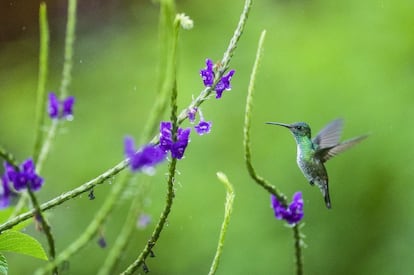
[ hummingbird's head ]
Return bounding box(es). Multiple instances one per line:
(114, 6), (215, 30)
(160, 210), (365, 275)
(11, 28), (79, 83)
(266, 121), (311, 138)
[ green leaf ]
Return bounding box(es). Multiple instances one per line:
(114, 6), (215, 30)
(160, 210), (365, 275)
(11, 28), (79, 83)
(0, 231), (48, 261)
(0, 253), (8, 275)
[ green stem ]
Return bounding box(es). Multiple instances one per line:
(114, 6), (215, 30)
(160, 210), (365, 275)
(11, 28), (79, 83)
(293, 224), (304, 275)
(121, 158), (177, 274)
(36, 119), (58, 174)
(27, 187), (57, 275)
(36, 0), (77, 171)
(34, 173), (131, 275)
(121, 16), (180, 271)
(100, 3), (177, 272)
(208, 172), (235, 275)
(243, 30), (287, 205)
(33, 2), (49, 162)
(60, 0), (77, 99)
(140, 0), (176, 142)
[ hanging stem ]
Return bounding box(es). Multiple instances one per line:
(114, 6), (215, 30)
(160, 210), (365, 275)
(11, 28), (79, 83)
(243, 30), (287, 205)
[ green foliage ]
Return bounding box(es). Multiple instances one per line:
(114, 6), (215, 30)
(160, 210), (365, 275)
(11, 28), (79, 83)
(0, 253), (8, 275)
(0, 231), (48, 261)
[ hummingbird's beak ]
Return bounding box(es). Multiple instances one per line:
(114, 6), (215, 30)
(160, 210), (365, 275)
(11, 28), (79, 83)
(265, 122), (291, 128)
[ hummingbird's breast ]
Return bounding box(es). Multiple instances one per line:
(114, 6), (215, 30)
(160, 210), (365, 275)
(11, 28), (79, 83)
(296, 144), (328, 185)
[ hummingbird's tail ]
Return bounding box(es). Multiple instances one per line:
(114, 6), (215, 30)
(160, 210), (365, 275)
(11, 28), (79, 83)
(324, 191), (331, 209)
(317, 181), (332, 209)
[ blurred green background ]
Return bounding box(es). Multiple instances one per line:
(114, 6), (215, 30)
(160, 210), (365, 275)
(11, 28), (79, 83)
(1, 0), (414, 274)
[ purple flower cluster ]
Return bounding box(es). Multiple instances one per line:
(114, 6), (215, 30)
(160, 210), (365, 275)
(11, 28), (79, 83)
(271, 192), (304, 225)
(200, 59), (235, 99)
(159, 122), (191, 159)
(1, 159), (44, 209)
(48, 92), (75, 120)
(124, 58), (236, 173)
(124, 122), (191, 172)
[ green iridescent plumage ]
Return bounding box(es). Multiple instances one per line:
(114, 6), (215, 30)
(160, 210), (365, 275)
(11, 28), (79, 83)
(266, 119), (367, 209)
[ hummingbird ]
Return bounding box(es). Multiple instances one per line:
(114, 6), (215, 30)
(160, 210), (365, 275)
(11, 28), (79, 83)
(266, 119), (367, 209)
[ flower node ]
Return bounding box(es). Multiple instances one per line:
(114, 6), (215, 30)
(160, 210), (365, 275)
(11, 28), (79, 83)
(159, 122), (191, 160)
(48, 92), (75, 120)
(271, 192), (304, 225)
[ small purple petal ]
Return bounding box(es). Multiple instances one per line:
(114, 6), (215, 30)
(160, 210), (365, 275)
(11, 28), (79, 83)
(0, 175), (11, 209)
(194, 120), (212, 135)
(271, 195), (287, 220)
(285, 192), (304, 224)
(171, 128), (191, 159)
(62, 96), (75, 118)
(124, 136), (136, 157)
(22, 158), (35, 174)
(187, 107), (198, 123)
(215, 70), (235, 99)
(12, 173), (28, 191)
(22, 158), (43, 191)
(129, 144), (167, 172)
(48, 92), (59, 119)
(4, 162), (17, 182)
(200, 59), (215, 87)
(29, 175), (44, 191)
(137, 214), (151, 229)
(159, 122), (173, 151)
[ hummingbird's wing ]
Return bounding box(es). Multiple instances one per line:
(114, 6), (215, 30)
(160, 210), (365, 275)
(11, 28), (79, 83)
(312, 119), (344, 149)
(317, 135), (368, 162)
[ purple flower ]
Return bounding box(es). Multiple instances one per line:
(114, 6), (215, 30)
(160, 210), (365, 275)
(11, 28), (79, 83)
(62, 96), (75, 117)
(200, 59), (215, 87)
(215, 70), (235, 99)
(159, 122), (173, 151)
(48, 93), (59, 118)
(137, 214), (151, 229)
(271, 192), (304, 225)
(4, 159), (44, 192)
(0, 175), (11, 209)
(171, 128), (191, 159)
(199, 59), (236, 99)
(187, 107), (198, 123)
(48, 92), (75, 120)
(124, 137), (167, 173)
(194, 120), (212, 135)
(159, 122), (191, 159)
